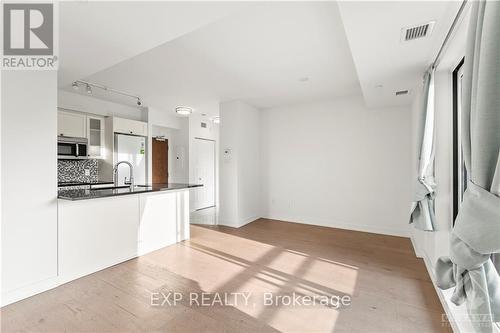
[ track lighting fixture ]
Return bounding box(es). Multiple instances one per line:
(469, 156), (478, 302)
(71, 80), (143, 107)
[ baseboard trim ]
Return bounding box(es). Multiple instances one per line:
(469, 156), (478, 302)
(1, 276), (59, 307)
(218, 215), (260, 228)
(263, 214), (409, 237)
(410, 235), (423, 258)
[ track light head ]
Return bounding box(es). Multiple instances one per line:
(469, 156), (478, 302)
(86, 84), (92, 94)
(72, 82), (79, 90)
(137, 98), (142, 106)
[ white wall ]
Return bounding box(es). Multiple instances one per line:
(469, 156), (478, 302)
(1, 71), (58, 305)
(219, 101), (261, 227)
(260, 96), (412, 237)
(147, 107), (181, 130)
(58, 90), (146, 120)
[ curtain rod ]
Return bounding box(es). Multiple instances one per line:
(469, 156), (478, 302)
(431, 0), (468, 69)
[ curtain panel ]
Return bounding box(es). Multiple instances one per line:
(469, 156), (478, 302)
(436, 1), (500, 332)
(409, 68), (437, 231)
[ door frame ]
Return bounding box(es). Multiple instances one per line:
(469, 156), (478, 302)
(193, 137), (216, 211)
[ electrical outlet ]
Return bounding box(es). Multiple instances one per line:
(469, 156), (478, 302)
(84, 169), (90, 176)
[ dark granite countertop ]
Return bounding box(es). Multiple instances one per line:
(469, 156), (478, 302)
(58, 181), (114, 187)
(58, 183), (202, 201)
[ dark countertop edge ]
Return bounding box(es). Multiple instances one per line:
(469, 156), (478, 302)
(58, 184), (203, 201)
(58, 181), (114, 187)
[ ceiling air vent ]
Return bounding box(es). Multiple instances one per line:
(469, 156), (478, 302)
(395, 90), (409, 96)
(401, 21), (435, 41)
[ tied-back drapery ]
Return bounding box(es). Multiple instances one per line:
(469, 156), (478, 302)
(409, 67), (437, 231)
(435, 1), (500, 332)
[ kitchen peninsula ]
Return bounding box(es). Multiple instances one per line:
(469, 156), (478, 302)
(57, 183), (201, 284)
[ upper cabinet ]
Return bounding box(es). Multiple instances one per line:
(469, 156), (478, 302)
(57, 109), (87, 138)
(113, 117), (148, 136)
(87, 115), (105, 159)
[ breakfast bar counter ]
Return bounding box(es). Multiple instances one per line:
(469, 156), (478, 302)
(58, 183), (202, 200)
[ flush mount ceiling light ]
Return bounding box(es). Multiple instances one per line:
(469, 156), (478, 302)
(212, 116), (220, 124)
(176, 106), (193, 116)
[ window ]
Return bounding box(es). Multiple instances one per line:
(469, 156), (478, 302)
(452, 58), (467, 223)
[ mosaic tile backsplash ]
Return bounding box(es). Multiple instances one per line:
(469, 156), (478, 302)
(58, 159), (99, 183)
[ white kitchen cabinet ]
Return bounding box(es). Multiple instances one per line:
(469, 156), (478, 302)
(57, 109), (87, 138)
(113, 117), (148, 136)
(87, 115), (105, 158)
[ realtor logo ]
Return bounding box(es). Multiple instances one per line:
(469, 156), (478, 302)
(3, 3), (53, 55)
(2, 3), (57, 69)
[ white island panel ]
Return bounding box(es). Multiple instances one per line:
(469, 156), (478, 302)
(138, 190), (190, 255)
(58, 195), (140, 283)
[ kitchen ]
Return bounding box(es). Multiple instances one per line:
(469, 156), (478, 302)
(57, 108), (185, 281)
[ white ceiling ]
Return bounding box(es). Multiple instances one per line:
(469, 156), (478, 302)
(337, 1), (462, 108)
(64, 2), (360, 116)
(59, 1), (462, 115)
(58, 1), (250, 88)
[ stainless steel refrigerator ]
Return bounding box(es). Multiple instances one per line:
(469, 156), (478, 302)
(114, 133), (146, 186)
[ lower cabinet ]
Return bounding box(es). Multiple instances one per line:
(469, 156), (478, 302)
(58, 190), (190, 283)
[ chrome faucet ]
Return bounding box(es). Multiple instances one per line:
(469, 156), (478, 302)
(113, 161), (134, 189)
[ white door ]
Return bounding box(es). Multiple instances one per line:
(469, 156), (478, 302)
(193, 139), (215, 210)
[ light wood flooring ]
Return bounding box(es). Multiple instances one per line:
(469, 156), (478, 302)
(1, 219), (451, 333)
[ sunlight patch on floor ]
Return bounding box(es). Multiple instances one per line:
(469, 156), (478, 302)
(183, 227), (359, 332)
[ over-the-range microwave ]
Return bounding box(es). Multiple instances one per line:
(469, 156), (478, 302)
(58, 136), (88, 159)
